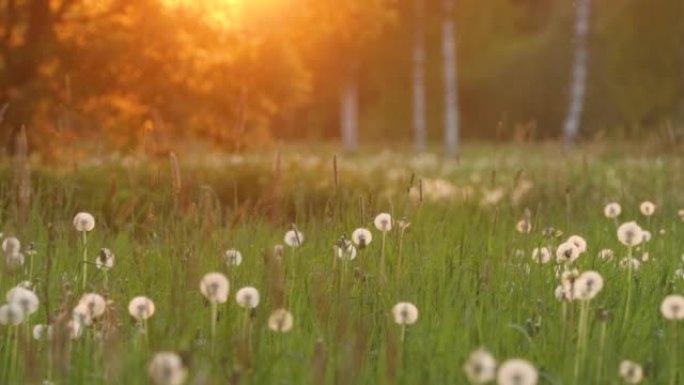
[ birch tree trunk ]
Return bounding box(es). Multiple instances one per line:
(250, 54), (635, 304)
(562, 0), (591, 146)
(413, 0), (427, 152)
(442, 0), (459, 158)
(340, 74), (359, 151)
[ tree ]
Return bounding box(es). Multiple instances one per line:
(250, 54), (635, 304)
(442, 0), (460, 158)
(562, 0), (591, 146)
(412, 0), (427, 152)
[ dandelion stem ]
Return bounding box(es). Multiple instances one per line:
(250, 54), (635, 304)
(670, 321), (678, 385)
(210, 302), (218, 354)
(380, 231), (387, 281)
(574, 301), (589, 383)
(397, 228), (405, 281)
(81, 231), (88, 291)
(595, 320), (607, 384)
(623, 246), (633, 330)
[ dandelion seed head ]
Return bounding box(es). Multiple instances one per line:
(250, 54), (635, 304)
(268, 308), (294, 332)
(2, 236), (20, 255)
(392, 302), (419, 325)
(351, 228), (373, 248)
(374, 213), (392, 232)
(604, 202), (621, 219)
(148, 351), (188, 385)
(660, 294), (684, 321)
(67, 318), (83, 339)
(556, 242), (580, 264)
(236, 287), (260, 309)
(641, 231), (651, 243)
(516, 219), (532, 234)
(598, 248), (614, 261)
(619, 360), (643, 384)
(200, 272), (229, 304)
(496, 358), (538, 385)
(128, 296), (156, 321)
(566, 235), (587, 253)
(639, 201), (656, 217)
(463, 348), (497, 384)
(284, 229), (304, 247)
(617, 222), (643, 247)
(223, 249), (243, 267)
(531, 247), (551, 264)
(5, 252), (24, 270)
(95, 248), (115, 271)
(573, 271), (604, 301)
(619, 257), (641, 271)
(32, 324), (53, 341)
(77, 293), (107, 322)
(6, 287), (39, 315)
(0, 303), (24, 326)
(73, 212), (96, 232)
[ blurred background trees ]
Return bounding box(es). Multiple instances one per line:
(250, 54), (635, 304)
(0, 0), (683, 158)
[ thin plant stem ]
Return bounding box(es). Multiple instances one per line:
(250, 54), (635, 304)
(670, 321), (678, 385)
(81, 231), (88, 291)
(210, 302), (218, 354)
(595, 320), (607, 384)
(380, 231), (387, 281)
(623, 246), (633, 329)
(574, 301), (589, 383)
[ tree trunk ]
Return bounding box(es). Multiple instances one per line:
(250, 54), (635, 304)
(340, 75), (358, 151)
(562, 0), (591, 146)
(442, 0), (459, 159)
(412, 0), (427, 152)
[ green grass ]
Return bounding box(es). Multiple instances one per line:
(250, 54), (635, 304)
(1, 143), (684, 384)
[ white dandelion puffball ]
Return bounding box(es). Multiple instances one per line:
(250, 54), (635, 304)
(572, 271), (604, 301)
(374, 213), (393, 232)
(334, 241), (357, 261)
(95, 248), (115, 270)
(148, 351), (188, 385)
(604, 202), (621, 219)
(2, 236), (21, 255)
(516, 219), (532, 234)
(236, 287), (260, 309)
(73, 212), (96, 232)
(67, 318), (83, 339)
(128, 296), (156, 321)
(351, 228), (373, 248)
(33, 324), (53, 340)
(6, 287), (39, 316)
(675, 269), (684, 280)
(556, 242), (580, 264)
(200, 272), (230, 304)
(224, 249), (243, 267)
(639, 201), (656, 217)
(5, 252), (25, 270)
(641, 230), (652, 243)
(392, 302), (419, 325)
(496, 358), (538, 385)
(619, 360), (643, 384)
(619, 258), (641, 271)
(0, 303), (25, 326)
(284, 229), (304, 247)
(268, 308), (294, 332)
(566, 235), (587, 253)
(77, 293), (107, 322)
(598, 248), (614, 262)
(554, 285), (569, 302)
(660, 294), (684, 321)
(617, 222), (643, 247)
(531, 247), (551, 264)
(463, 348), (497, 384)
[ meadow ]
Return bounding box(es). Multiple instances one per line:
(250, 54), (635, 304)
(1, 143), (684, 385)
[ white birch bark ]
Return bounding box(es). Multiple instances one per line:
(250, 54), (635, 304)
(442, 0), (459, 158)
(562, 0), (591, 146)
(340, 76), (358, 151)
(413, 0), (427, 152)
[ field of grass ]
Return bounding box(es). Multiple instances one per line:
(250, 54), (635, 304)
(1, 143), (684, 385)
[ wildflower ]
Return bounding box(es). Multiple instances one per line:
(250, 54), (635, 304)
(374, 213), (392, 232)
(268, 308), (294, 332)
(235, 287), (260, 309)
(351, 228), (373, 248)
(73, 212), (96, 232)
(660, 294), (684, 321)
(573, 271), (604, 300)
(334, 238), (357, 261)
(619, 360), (643, 384)
(1, 236), (20, 255)
(678, 209), (684, 221)
(640, 252), (649, 262)
(531, 247), (551, 264)
(675, 269), (684, 280)
(554, 285), (569, 301)
(617, 222), (643, 247)
(200, 273), (229, 304)
(496, 358), (538, 385)
(95, 248), (115, 270)
(516, 219), (531, 234)
(542, 226), (563, 238)
(463, 348), (497, 384)
(556, 242), (580, 264)
(67, 318), (83, 339)
(639, 201), (656, 217)
(5, 252), (25, 270)
(392, 302), (419, 325)
(128, 296), (156, 321)
(148, 352), (188, 385)
(619, 258), (641, 271)
(32, 324), (53, 340)
(284, 229), (304, 247)
(398, 217), (411, 231)
(604, 202), (621, 219)
(0, 303), (24, 326)
(223, 249), (243, 267)
(598, 248), (614, 262)
(641, 231), (652, 243)
(76, 293), (107, 324)
(6, 287), (39, 316)
(566, 235), (587, 253)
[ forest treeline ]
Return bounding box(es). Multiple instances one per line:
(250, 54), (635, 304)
(0, 0), (682, 156)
